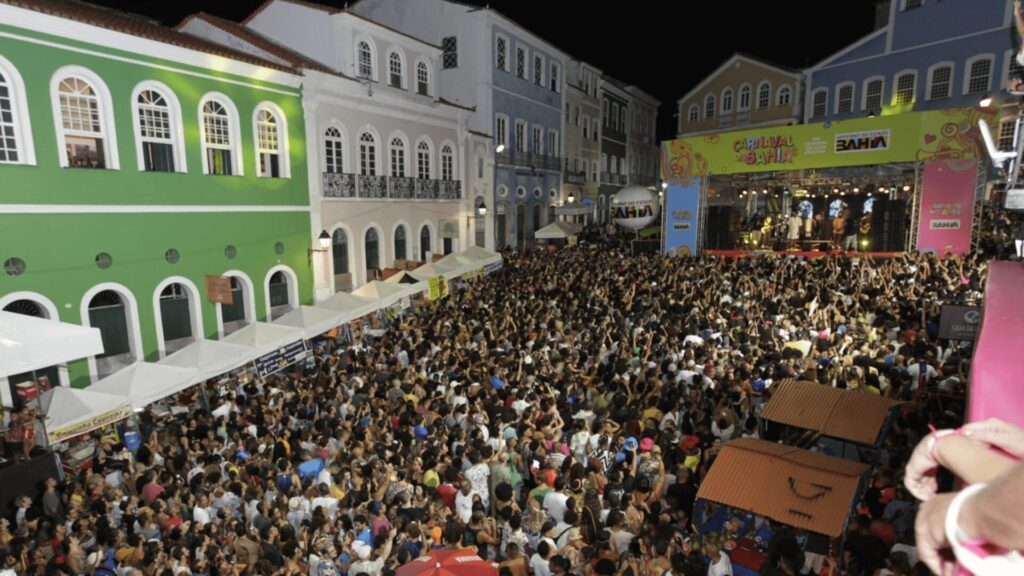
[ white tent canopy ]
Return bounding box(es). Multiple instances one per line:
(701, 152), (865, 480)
(555, 203), (592, 216)
(0, 311), (104, 377)
(353, 281), (416, 309)
(457, 246), (502, 266)
(272, 306), (345, 340)
(89, 361), (201, 410)
(157, 339), (255, 380)
(318, 291), (379, 323)
(410, 258), (466, 281)
(40, 386), (132, 444)
(222, 322), (304, 358)
(534, 221), (582, 239)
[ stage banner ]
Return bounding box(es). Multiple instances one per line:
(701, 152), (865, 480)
(254, 340), (308, 377)
(917, 159), (977, 256)
(662, 108), (996, 179)
(664, 178), (702, 256)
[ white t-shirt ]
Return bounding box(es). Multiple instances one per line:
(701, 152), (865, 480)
(708, 552), (733, 576)
(542, 491), (569, 523)
(529, 553), (552, 576)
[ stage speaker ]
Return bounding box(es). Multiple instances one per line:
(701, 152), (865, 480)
(705, 206), (734, 249)
(870, 198), (906, 252)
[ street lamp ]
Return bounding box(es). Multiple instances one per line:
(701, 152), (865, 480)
(567, 191), (576, 204)
(477, 204), (488, 216)
(309, 229), (331, 262)
(495, 143), (505, 154)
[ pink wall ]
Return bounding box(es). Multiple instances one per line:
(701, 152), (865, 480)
(917, 160), (977, 256)
(968, 262), (1024, 427)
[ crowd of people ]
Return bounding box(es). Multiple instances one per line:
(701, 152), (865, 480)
(0, 236), (1002, 576)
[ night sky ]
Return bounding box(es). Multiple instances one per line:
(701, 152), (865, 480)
(90, 0), (881, 141)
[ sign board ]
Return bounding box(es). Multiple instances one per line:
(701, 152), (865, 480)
(484, 260), (504, 274)
(1006, 188), (1024, 211)
(938, 305), (982, 341)
(427, 276), (449, 300)
(205, 275), (233, 305)
(254, 340), (308, 377)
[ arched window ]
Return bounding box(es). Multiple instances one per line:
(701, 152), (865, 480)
(704, 94), (715, 119)
(688, 104), (699, 123)
(811, 89), (828, 118)
(158, 282), (195, 354)
(390, 136), (406, 177)
(267, 271), (294, 320)
(0, 58), (32, 165)
(365, 228), (380, 271)
(757, 81), (772, 109)
(135, 88), (179, 172)
(441, 144), (454, 181)
(417, 140), (431, 180)
(388, 51), (404, 88)
(332, 229), (349, 275)
(420, 225), (432, 261)
(416, 61), (429, 95)
(863, 77), (884, 111)
(893, 71), (916, 105)
(738, 84), (751, 110)
(721, 88), (734, 113)
(777, 85), (792, 107)
(394, 225), (408, 260)
(359, 131), (377, 175)
(835, 83), (854, 114)
(87, 289), (135, 378)
(220, 275), (251, 335)
(56, 75), (114, 169)
(965, 56), (993, 95)
(357, 41), (374, 79)
(200, 96), (240, 175)
(255, 106), (285, 178)
(324, 127), (344, 173)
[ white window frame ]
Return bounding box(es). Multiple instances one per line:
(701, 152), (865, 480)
(777, 85), (792, 107)
(892, 69), (917, 105)
(963, 54), (994, 96)
(415, 59), (431, 96)
(548, 129), (558, 158)
(355, 37), (377, 81)
(415, 137), (432, 180)
(810, 88), (828, 118)
(1003, 48), (1022, 90)
(533, 53), (545, 87)
(926, 62), (955, 101)
(495, 34), (510, 72)
(721, 87), (734, 113)
(514, 119), (526, 153)
(704, 94), (715, 119)
(388, 131), (409, 178)
(323, 123), (347, 174)
(862, 76), (885, 111)
(550, 61), (561, 93)
(582, 116), (589, 139)
(688, 104), (699, 124)
(900, 0), (923, 10)
(495, 114), (509, 149)
(516, 46), (527, 80)
(358, 126), (380, 176)
(603, 99), (609, 127)
(198, 92), (242, 176)
(834, 82), (855, 114)
(610, 154), (617, 174)
(440, 141), (456, 181)
(50, 65), (119, 169)
(387, 48), (405, 89)
(612, 103), (619, 128)
(738, 83), (752, 111)
(0, 55), (35, 165)
(592, 118), (599, 141)
(532, 124), (543, 155)
(253, 102), (289, 179)
(756, 81), (772, 110)
(131, 81), (186, 173)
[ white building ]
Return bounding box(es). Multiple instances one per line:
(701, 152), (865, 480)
(181, 2), (491, 298)
(562, 59), (602, 224)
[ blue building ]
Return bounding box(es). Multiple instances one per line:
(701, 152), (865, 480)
(351, 0), (568, 249)
(806, 0), (1016, 128)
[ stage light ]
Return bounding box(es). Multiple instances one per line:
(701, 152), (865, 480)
(853, 187), (860, 193)
(762, 188), (768, 194)
(980, 95), (993, 108)
(840, 190), (845, 196)
(833, 188), (839, 193)
(878, 186), (886, 193)
(860, 239), (870, 249)
(867, 191), (872, 197)
(903, 184), (911, 192)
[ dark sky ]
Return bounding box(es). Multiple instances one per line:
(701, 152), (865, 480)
(92, 0), (882, 141)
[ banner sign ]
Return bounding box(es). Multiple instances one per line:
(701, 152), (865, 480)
(461, 267), (485, 280)
(427, 276), (449, 301)
(916, 159), (977, 256)
(254, 340), (308, 377)
(664, 177), (702, 256)
(48, 406), (133, 444)
(484, 260), (504, 274)
(205, 275), (233, 305)
(938, 305), (982, 341)
(662, 108), (994, 179)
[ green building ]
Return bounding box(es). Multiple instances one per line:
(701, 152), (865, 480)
(0, 0), (314, 398)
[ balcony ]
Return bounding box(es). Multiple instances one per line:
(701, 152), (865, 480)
(496, 150), (562, 171)
(564, 170), (586, 185)
(322, 172), (462, 201)
(629, 173), (656, 187)
(600, 172), (627, 185)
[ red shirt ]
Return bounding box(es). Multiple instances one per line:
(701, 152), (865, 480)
(436, 483), (458, 511)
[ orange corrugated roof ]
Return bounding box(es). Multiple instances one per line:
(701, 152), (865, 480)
(761, 380), (901, 445)
(697, 438), (870, 537)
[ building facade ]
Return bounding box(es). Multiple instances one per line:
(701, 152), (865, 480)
(563, 59), (602, 222)
(350, 0), (568, 249)
(624, 85), (660, 189)
(182, 3), (484, 301)
(676, 53), (803, 138)
(598, 79), (630, 223)
(805, 1), (1015, 125)
(0, 0), (313, 395)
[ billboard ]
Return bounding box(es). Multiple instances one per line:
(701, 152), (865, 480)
(664, 178), (702, 256)
(916, 159), (977, 255)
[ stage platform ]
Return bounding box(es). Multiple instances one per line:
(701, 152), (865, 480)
(704, 249), (902, 259)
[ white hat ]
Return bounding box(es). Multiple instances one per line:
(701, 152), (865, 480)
(352, 541), (372, 560)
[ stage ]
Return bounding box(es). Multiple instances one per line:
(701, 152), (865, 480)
(705, 249), (902, 259)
